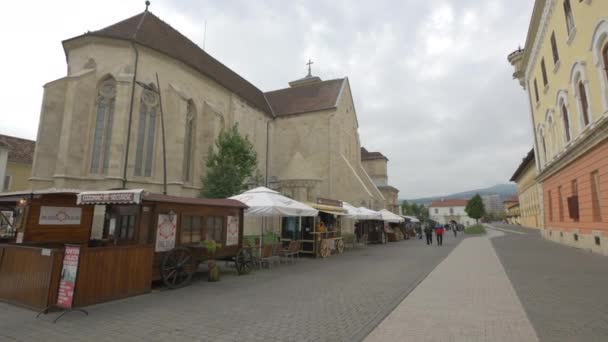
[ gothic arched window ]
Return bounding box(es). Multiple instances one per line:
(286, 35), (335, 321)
(578, 81), (590, 127)
(135, 86), (159, 177)
(561, 103), (571, 143)
(183, 101), (196, 182)
(90, 78), (116, 174)
(603, 43), (608, 82)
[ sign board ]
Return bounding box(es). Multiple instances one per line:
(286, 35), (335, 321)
(57, 245), (81, 309)
(226, 216), (239, 246)
(155, 214), (177, 252)
(78, 191), (140, 205)
(317, 198), (343, 207)
(39, 207), (82, 225)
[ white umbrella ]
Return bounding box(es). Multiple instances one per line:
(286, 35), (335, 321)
(402, 215), (420, 223)
(380, 209), (405, 223)
(230, 187), (318, 217)
(356, 207), (383, 220)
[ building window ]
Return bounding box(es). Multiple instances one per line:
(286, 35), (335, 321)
(534, 79), (540, 103)
(548, 190), (554, 222)
(591, 171), (602, 222)
(558, 186), (564, 222)
(563, 0), (575, 36)
(90, 78), (116, 174)
(434, 208), (438, 214)
(2, 175), (11, 191)
(570, 179), (579, 222)
(541, 134), (548, 163)
(205, 216), (224, 242)
(561, 103), (571, 142)
(551, 32), (560, 64)
(183, 101), (196, 183)
(449, 208), (454, 214)
(135, 87), (159, 177)
(603, 43), (608, 81)
(181, 215), (202, 244)
(541, 59), (549, 86)
(578, 81), (590, 127)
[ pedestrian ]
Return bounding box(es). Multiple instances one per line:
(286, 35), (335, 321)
(452, 222), (457, 238)
(435, 224), (445, 246)
(424, 223), (433, 245)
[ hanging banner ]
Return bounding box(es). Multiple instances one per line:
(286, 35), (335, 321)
(57, 245), (81, 309)
(155, 214), (177, 252)
(226, 216), (239, 246)
(39, 207), (82, 225)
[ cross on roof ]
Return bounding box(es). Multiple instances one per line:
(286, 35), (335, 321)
(306, 59), (314, 77)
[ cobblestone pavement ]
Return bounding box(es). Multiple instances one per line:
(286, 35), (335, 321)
(0, 236), (459, 342)
(490, 223), (608, 342)
(365, 230), (538, 342)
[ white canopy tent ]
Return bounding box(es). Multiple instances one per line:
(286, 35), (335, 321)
(229, 187), (318, 217)
(380, 209), (405, 223)
(342, 203), (379, 220)
(402, 215), (420, 223)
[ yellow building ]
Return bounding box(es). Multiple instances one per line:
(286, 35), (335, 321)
(0, 135), (35, 192)
(510, 149), (542, 228)
(509, 0), (608, 254)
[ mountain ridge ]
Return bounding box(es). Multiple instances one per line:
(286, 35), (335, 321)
(403, 184), (517, 205)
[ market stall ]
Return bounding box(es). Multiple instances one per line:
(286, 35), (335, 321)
(380, 209), (406, 242)
(353, 207), (384, 244)
(0, 189), (250, 311)
(301, 199), (348, 258)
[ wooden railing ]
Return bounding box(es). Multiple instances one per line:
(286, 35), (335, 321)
(74, 245), (154, 307)
(0, 245), (64, 310)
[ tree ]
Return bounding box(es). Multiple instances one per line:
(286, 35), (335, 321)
(465, 194), (486, 224)
(402, 200), (429, 221)
(200, 124), (258, 198)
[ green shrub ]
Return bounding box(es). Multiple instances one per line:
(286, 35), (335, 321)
(464, 224), (486, 235)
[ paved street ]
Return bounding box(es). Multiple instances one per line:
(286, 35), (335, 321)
(491, 223), (608, 342)
(0, 237), (459, 342)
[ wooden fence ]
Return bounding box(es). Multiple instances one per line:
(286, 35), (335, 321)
(0, 245), (64, 310)
(74, 245), (153, 307)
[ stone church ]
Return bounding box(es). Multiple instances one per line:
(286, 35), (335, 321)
(30, 7), (399, 221)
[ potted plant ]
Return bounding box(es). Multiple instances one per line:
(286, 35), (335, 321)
(201, 240), (222, 282)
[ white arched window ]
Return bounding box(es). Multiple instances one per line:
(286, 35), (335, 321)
(570, 61), (592, 130)
(590, 19), (608, 111)
(183, 100), (196, 182)
(134, 85), (159, 177)
(538, 125), (547, 165)
(546, 113), (555, 159)
(556, 90), (573, 144)
(90, 77), (116, 174)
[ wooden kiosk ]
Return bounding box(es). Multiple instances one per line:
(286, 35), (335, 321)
(0, 189), (250, 310)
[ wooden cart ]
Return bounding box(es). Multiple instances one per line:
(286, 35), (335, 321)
(76, 190), (255, 289)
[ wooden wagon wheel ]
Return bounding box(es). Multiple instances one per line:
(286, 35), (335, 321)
(161, 247), (194, 289)
(320, 239), (331, 258)
(235, 248), (254, 275)
(336, 239), (345, 254)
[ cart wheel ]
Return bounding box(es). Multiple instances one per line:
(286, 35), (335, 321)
(320, 240), (331, 258)
(336, 239), (345, 254)
(235, 248), (254, 275)
(161, 247), (194, 289)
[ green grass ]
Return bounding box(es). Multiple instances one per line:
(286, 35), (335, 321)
(464, 224), (486, 235)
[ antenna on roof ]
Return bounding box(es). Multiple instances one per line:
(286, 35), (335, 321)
(203, 20), (207, 51)
(145, 0), (150, 11)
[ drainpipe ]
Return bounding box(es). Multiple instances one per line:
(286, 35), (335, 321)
(122, 42), (139, 189)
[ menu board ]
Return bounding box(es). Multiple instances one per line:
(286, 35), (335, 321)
(57, 245), (81, 309)
(155, 214), (177, 252)
(226, 216), (239, 246)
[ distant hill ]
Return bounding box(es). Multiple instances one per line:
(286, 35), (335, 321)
(403, 184), (517, 206)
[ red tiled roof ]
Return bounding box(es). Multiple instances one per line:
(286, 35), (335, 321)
(429, 199), (469, 208)
(143, 193), (248, 208)
(0, 134), (36, 164)
(63, 11), (272, 115)
(264, 78), (344, 116)
(361, 147), (388, 161)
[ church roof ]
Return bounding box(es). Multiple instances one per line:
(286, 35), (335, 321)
(63, 11), (273, 115)
(264, 78), (345, 117)
(361, 147), (388, 161)
(0, 134), (36, 164)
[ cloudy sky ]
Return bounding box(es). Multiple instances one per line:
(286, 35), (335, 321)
(0, 0), (534, 198)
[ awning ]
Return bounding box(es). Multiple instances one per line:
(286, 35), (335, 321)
(380, 209), (405, 223)
(77, 189), (144, 205)
(230, 187), (317, 217)
(305, 202), (348, 215)
(402, 215), (420, 223)
(318, 209), (348, 216)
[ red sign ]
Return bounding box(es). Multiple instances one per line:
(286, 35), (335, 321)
(57, 245), (81, 308)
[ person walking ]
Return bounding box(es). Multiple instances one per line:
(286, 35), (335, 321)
(452, 222), (458, 238)
(435, 224), (445, 246)
(424, 223), (433, 245)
